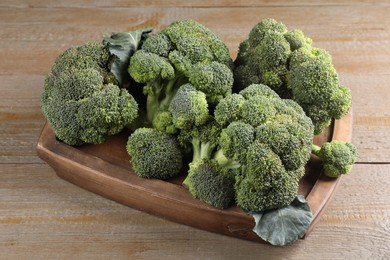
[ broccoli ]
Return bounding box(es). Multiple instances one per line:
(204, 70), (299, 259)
(235, 140), (301, 212)
(177, 84), (314, 211)
(178, 118), (237, 209)
(312, 141), (357, 178)
(215, 84), (314, 212)
(126, 128), (183, 179)
(168, 83), (209, 130)
(128, 20), (234, 132)
(234, 18), (352, 134)
(187, 159), (236, 209)
(41, 42), (138, 146)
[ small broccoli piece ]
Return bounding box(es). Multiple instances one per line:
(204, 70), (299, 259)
(168, 84), (209, 130)
(41, 42), (138, 146)
(312, 141), (357, 178)
(234, 18), (352, 134)
(126, 128), (183, 179)
(187, 159), (235, 209)
(219, 121), (255, 164)
(189, 61), (233, 104)
(152, 110), (178, 134)
(213, 93), (245, 127)
(128, 20), (234, 132)
(284, 29), (312, 51)
(141, 32), (173, 57)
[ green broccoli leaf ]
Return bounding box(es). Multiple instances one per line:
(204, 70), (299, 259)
(250, 195), (312, 246)
(103, 27), (153, 86)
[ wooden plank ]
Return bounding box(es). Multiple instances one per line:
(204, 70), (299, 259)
(1, 6), (390, 75)
(1, 0), (389, 8)
(0, 163), (388, 259)
(0, 75), (45, 164)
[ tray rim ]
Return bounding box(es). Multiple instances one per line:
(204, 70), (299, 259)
(36, 109), (353, 244)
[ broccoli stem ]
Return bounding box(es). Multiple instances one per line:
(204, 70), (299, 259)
(191, 138), (216, 162)
(183, 138), (218, 189)
(213, 149), (241, 170)
(311, 144), (321, 156)
(146, 96), (159, 123)
(146, 73), (187, 124)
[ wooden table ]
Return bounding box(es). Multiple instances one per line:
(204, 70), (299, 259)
(1, 1), (389, 259)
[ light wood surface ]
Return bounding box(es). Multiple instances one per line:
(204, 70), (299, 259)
(1, 1), (389, 259)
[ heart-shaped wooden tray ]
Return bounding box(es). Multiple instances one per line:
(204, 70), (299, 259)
(37, 110), (353, 243)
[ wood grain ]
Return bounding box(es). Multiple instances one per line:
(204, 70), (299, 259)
(1, 0), (389, 258)
(1, 164), (388, 259)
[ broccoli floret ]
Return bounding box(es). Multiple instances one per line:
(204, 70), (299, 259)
(187, 159), (235, 209)
(289, 57), (351, 134)
(41, 42), (138, 146)
(128, 20), (234, 132)
(284, 29), (312, 51)
(312, 141), (357, 178)
(219, 121), (255, 164)
(213, 93), (245, 127)
(152, 110), (177, 134)
(234, 19), (290, 93)
(168, 84), (209, 130)
(141, 32), (173, 57)
(189, 61), (233, 104)
(179, 118), (237, 208)
(234, 18), (352, 134)
(126, 128), (183, 179)
(235, 140), (300, 212)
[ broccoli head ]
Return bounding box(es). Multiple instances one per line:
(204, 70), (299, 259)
(41, 42), (138, 145)
(168, 84), (209, 130)
(312, 141), (357, 178)
(214, 84), (314, 211)
(235, 141), (300, 212)
(234, 18), (352, 134)
(180, 84), (313, 210)
(187, 159), (235, 209)
(128, 20), (234, 132)
(126, 128), (183, 179)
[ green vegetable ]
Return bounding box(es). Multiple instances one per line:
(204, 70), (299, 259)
(251, 195), (312, 246)
(126, 128), (183, 179)
(128, 19), (234, 132)
(234, 18), (352, 134)
(178, 84), (314, 211)
(41, 42), (139, 146)
(312, 140), (357, 178)
(187, 159), (236, 209)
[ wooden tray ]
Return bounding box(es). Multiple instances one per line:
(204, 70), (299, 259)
(36, 110), (353, 243)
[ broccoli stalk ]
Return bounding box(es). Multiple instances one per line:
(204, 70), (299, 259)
(144, 72), (187, 124)
(312, 141), (357, 178)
